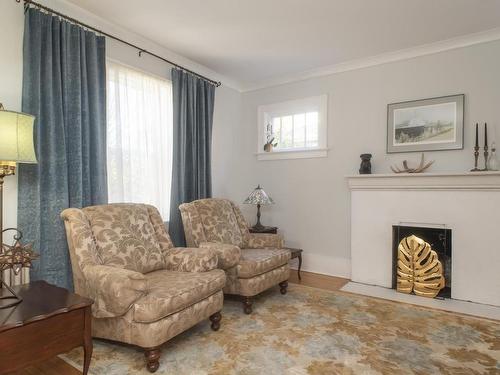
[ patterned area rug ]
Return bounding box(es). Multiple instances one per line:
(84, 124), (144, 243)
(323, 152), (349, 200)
(61, 284), (500, 374)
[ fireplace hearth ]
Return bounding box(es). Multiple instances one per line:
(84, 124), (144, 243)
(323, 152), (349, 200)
(392, 225), (452, 299)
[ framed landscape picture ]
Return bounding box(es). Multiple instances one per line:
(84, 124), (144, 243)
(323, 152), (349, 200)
(387, 94), (464, 153)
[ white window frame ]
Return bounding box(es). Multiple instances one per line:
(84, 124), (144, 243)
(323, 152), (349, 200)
(257, 95), (328, 160)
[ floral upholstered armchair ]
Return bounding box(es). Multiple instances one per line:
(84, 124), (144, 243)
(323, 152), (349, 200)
(61, 203), (226, 373)
(179, 198), (290, 314)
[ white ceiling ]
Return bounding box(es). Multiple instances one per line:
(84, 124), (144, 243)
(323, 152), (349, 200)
(68, 0), (500, 90)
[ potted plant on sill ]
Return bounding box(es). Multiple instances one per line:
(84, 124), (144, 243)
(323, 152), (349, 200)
(264, 123), (278, 152)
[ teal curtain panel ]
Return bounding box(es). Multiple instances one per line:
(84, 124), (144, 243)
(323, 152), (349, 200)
(18, 7), (107, 290)
(169, 69), (215, 246)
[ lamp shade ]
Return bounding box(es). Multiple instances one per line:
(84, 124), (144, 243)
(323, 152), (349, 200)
(243, 185), (274, 205)
(0, 109), (37, 164)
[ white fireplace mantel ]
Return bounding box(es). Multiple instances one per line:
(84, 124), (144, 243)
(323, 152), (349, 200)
(347, 171), (500, 307)
(347, 171), (500, 191)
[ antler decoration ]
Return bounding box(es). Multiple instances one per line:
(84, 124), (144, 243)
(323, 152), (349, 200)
(391, 153), (434, 174)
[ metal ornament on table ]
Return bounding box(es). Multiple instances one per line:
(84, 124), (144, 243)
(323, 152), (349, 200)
(243, 185), (274, 232)
(0, 229), (38, 309)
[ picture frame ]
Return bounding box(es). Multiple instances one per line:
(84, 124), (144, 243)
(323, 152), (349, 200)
(387, 94), (464, 153)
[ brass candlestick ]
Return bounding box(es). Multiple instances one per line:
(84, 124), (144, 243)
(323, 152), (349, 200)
(471, 146), (480, 171)
(483, 144), (489, 171)
(482, 123), (489, 171)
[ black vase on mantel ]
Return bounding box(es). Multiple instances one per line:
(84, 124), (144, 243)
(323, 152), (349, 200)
(359, 154), (372, 174)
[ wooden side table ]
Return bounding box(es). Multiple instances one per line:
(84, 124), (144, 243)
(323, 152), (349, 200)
(285, 248), (303, 281)
(0, 280), (93, 375)
(249, 226), (278, 234)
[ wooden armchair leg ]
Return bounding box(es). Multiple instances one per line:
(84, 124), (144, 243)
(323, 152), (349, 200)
(279, 280), (288, 295)
(209, 311), (222, 331)
(243, 296), (253, 314)
(144, 347), (161, 373)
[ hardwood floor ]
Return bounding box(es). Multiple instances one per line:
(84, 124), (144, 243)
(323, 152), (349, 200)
(13, 356), (81, 375)
(14, 271), (349, 375)
(289, 269), (349, 292)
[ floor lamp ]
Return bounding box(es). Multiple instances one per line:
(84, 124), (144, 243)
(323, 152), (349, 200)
(0, 103), (38, 309)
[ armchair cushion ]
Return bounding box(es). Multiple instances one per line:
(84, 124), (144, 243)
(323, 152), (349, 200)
(133, 269), (226, 323)
(82, 204), (166, 274)
(194, 199), (245, 247)
(246, 233), (284, 249)
(164, 247), (218, 273)
(237, 248), (291, 278)
(199, 242), (241, 269)
(84, 265), (147, 318)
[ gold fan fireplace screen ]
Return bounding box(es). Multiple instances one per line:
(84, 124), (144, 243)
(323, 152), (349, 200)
(397, 235), (445, 298)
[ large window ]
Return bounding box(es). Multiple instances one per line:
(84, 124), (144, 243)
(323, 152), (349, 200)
(257, 95), (328, 160)
(106, 61), (173, 218)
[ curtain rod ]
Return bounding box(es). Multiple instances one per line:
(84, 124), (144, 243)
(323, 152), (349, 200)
(18, 0), (222, 87)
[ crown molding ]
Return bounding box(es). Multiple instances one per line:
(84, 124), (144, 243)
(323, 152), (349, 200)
(241, 27), (500, 93)
(32, 2), (500, 93)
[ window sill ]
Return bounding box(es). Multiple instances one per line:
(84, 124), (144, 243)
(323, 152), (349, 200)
(256, 148), (328, 161)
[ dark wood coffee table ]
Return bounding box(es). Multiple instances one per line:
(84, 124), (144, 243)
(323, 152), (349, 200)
(0, 280), (93, 374)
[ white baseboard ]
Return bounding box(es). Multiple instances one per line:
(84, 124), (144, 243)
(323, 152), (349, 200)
(289, 253), (351, 279)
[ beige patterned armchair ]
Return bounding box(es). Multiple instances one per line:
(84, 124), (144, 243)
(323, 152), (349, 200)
(179, 198), (290, 314)
(61, 203), (226, 373)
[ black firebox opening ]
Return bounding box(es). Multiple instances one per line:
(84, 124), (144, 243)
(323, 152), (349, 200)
(392, 225), (452, 299)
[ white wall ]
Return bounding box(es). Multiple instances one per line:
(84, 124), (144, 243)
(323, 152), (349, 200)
(229, 40), (500, 278)
(0, 0), (240, 237)
(213, 86), (241, 197)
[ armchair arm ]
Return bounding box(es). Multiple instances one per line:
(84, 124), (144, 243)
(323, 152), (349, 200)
(200, 242), (241, 269)
(83, 265), (147, 318)
(246, 233), (284, 249)
(164, 247), (218, 272)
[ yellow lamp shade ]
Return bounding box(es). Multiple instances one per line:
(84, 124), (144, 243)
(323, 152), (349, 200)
(0, 109), (37, 164)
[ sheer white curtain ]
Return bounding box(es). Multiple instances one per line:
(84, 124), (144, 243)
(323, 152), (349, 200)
(106, 61), (173, 219)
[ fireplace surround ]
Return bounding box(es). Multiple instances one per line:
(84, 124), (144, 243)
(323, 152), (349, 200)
(348, 171), (500, 307)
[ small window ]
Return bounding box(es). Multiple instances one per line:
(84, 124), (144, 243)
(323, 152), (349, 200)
(257, 95), (328, 160)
